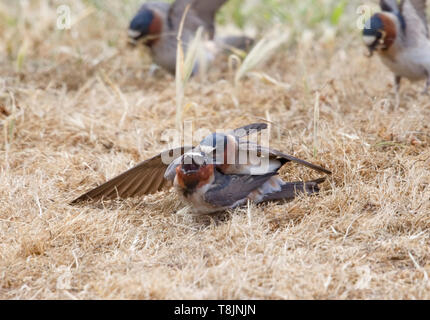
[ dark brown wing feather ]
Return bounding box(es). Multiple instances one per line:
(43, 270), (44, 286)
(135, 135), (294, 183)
(218, 35), (255, 52)
(260, 178), (326, 202)
(168, 0), (228, 38)
(238, 142), (332, 175)
(380, 0), (401, 12)
(189, 0), (228, 36)
(71, 146), (191, 203)
(232, 123), (268, 138)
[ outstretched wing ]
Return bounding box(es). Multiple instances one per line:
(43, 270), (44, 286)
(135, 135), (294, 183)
(71, 146), (192, 203)
(238, 142), (332, 175)
(167, 0), (228, 38)
(230, 124), (331, 175)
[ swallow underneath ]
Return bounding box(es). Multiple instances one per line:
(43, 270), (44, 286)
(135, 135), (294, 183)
(71, 123), (331, 214)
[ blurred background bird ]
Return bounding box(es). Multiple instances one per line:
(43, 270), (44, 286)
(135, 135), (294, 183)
(362, 0), (430, 107)
(128, 0), (254, 75)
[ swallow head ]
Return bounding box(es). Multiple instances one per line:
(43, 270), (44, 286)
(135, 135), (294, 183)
(176, 152), (214, 192)
(180, 152), (207, 174)
(128, 9), (162, 46)
(363, 13), (397, 57)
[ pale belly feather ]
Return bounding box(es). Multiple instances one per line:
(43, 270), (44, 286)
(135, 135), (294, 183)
(380, 44), (430, 80)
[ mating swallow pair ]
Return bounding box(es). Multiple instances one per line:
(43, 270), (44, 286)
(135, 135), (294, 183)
(128, 0), (253, 74)
(363, 0), (430, 102)
(72, 123), (331, 214)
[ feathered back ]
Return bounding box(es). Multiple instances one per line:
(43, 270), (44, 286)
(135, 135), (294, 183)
(167, 0), (228, 38)
(380, 0), (429, 45)
(408, 0), (429, 37)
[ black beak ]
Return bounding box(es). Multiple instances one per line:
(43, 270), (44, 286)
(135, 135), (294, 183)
(127, 29), (143, 47)
(181, 163), (200, 174)
(365, 41), (379, 58)
(180, 153), (206, 174)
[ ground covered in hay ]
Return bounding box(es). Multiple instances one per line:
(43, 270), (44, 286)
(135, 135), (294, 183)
(0, 0), (429, 299)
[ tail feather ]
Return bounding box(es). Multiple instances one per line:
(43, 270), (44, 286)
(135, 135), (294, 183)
(216, 36), (255, 53)
(260, 177), (326, 203)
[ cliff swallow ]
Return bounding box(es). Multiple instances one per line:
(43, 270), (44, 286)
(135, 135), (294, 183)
(363, 0), (430, 104)
(128, 0), (254, 74)
(71, 123), (331, 214)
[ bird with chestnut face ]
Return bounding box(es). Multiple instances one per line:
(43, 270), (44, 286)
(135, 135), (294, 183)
(128, 0), (254, 75)
(363, 0), (430, 105)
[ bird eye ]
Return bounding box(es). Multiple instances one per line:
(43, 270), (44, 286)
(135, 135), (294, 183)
(377, 30), (386, 39)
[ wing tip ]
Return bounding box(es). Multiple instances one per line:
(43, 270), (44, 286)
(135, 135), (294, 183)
(69, 194), (94, 205)
(319, 167), (332, 175)
(232, 122), (269, 137)
(298, 158), (332, 175)
(310, 177), (327, 185)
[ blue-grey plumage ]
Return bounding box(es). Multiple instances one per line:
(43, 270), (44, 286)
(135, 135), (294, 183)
(201, 170), (324, 214)
(129, 9), (156, 41)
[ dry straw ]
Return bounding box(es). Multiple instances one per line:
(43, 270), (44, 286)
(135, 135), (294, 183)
(175, 4), (204, 132)
(0, 0), (430, 300)
(234, 28), (290, 86)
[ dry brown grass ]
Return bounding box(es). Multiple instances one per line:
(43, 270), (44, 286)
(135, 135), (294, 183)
(1, 0), (430, 299)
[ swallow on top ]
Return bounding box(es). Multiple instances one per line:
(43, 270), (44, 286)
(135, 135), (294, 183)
(72, 123), (331, 215)
(128, 0), (254, 74)
(363, 0), (430, 103)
